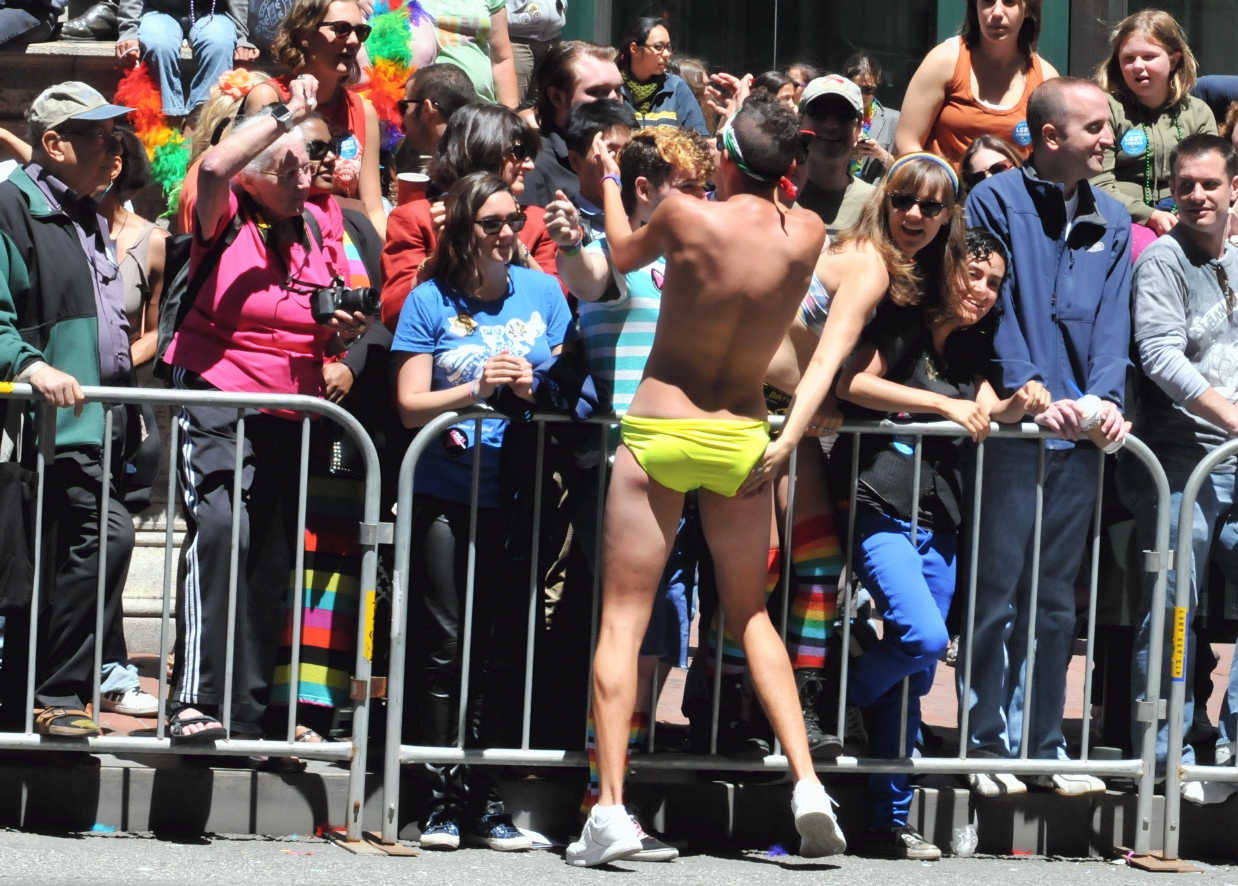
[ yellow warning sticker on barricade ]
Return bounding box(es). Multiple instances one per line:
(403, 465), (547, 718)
(0, 382), (12, 393)
(363, 589), (376, 662)
(1171, 606), (1188, 682)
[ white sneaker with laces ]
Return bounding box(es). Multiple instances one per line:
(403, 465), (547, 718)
(1028, 773), (1106, 796)
(565, 805), (643, 867)
(101, 686), (159, 716)
(1181, 780), (1237, 805)
(968, 772), (1027, 798)
(791, 779), (847, 857)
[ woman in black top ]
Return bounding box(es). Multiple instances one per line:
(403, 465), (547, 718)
(831, 229), (1048, 859)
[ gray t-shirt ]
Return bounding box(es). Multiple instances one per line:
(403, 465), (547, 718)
(505, 0), (566, 42)
(1131, 225), (1238, 456)
(795, 176), (875, 238)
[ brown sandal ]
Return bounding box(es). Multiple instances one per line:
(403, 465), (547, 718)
(34, 707), (99, 737)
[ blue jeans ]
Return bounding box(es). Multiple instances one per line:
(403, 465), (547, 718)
(851, 509), (955, 829)
(100, 660), (141, 694)
(958, 439), (1099, 760)
(1118, 447), (1238, 769)
(138, 10), (236, 115)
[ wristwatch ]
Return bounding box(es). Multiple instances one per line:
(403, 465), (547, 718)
(270, 102), (295, 132)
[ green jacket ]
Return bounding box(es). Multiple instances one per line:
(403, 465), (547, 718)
(0, 166), (108, 450)
(1091, 92), (1217, 225)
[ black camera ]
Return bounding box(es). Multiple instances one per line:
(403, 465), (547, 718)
(310, 277), (381, 324)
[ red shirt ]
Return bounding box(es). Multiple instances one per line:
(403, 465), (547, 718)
(380, 200), (563, 331)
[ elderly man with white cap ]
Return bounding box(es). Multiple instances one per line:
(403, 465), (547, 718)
(0, 81), (136, 740)
(795, 74), (876, 238)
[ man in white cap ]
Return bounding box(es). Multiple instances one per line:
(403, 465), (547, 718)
(796, 74), (876, 237)
(0, 82), (136, 739)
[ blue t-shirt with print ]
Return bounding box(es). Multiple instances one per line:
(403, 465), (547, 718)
(391, 266), (572, 507)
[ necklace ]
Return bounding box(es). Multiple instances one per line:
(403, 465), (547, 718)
(1141, 107), (1182, 208)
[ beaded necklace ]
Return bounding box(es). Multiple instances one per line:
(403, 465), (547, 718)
(1141, 108), (1182, 208)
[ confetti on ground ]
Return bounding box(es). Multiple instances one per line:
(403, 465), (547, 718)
(767, 844), (787, 857)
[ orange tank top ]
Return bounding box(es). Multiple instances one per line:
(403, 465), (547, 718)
(925, 37), (1044, 167)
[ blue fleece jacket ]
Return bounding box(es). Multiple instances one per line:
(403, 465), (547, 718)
(965, 165), (1132, 408)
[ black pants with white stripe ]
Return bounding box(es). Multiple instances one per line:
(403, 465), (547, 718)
(172, 397), (302, 735)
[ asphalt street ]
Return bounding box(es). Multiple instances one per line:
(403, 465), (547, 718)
(0, 832), (1235, 886)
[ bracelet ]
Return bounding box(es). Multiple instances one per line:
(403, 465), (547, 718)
(469, 379), (483, 402)
(602, 173), (622, 190)
(560, 236), (583, 256)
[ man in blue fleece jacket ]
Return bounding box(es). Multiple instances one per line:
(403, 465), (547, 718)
(962, 77), (1132, 797)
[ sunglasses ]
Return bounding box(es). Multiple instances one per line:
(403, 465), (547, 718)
(306, 136), (341, 161)
(888, 192), (947, 218)
(257, 163), (314, 185)
(475, 212), (527, 235)
(57, 128), (124, 152)
(505, 142), (532, 162)
(963, 160), (1016, 189)
(1218, 264), (1236, 322)
(321, 20), (372, 41)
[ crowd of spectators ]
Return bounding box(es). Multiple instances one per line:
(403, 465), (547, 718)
(2, 0), (1238, 863)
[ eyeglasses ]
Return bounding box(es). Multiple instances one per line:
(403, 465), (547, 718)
(1218, 264), (1236, 322)
(475, 212), (527, 235)
(888, 192), (947, 218)
(504, 142), (532, 162)
(306, 137), (341, 161)
(257, 164), (314, 185)
(56, 128), (123, 152)
(641, 41), (673, 54)
(321, 20), (372, 41)
(963, 160), (1016, 189)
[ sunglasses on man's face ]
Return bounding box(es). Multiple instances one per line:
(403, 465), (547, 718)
(888, 192), (947, 218)
(306, 137), (341, 161)
(321, 20), (372, 41)
(475, 212), (528, 235)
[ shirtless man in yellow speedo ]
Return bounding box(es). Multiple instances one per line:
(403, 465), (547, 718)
(565, 95), (847, 868)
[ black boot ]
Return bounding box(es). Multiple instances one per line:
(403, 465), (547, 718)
(795, 668), (843, 760)
(61, 1), (119, 41)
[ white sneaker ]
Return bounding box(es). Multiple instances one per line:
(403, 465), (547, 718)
(968, 772), (1027, 798)
(565, 805), (643, 867)
(791, 780), (847, 857)
(101, 686), (159, 716)
(627, 815), (679, 862)
(1027, 773), (1106, 796)
(1216, 742), (1236, 767)
(1181, 780), (1238, 805)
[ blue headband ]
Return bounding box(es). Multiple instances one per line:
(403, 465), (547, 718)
(886, 151), (960, 197)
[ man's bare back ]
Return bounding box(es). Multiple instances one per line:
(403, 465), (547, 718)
(626, 193), (826, 422)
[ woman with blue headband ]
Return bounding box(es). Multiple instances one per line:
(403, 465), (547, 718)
(752, 152), (971, 761)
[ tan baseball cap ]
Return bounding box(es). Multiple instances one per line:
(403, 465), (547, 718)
(798, 74), (864, 116)
(28, 81), (133, 132)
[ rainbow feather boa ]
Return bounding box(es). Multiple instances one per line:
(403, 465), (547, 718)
(363, 0), (432, 151)
(115, 63), (192, 216)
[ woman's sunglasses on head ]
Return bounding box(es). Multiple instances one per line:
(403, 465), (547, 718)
(476, 212), (528, 235)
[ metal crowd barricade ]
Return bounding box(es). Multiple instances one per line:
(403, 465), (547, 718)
(1161, 437), (1238, 860)
(0, 382), (387, 843)
(380, 408), (1172, 855)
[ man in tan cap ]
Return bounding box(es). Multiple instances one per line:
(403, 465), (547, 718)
(0, 81), (137, 740)
(796, 74), (875, 237)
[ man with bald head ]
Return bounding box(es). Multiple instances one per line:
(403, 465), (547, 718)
(961, 77), (1132, 797)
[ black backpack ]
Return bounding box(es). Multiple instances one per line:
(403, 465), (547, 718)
(154, 205), (324, 381)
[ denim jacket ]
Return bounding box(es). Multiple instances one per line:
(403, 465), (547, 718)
(965, 164), (1132, 408)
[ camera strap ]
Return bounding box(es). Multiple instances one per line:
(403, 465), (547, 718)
(235, 190), (325, 286)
